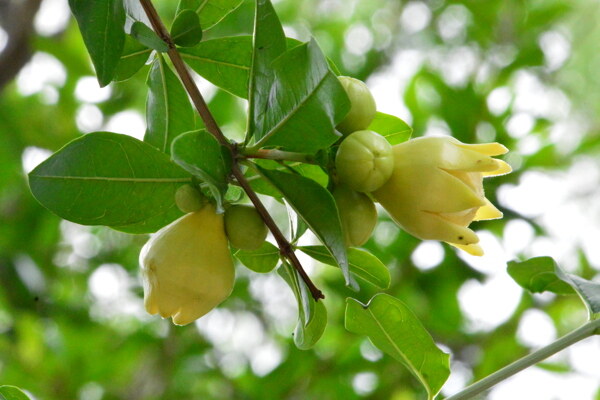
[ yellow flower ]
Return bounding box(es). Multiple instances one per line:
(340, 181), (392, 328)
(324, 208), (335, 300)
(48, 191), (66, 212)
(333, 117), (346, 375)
(372, 136), (511, 256)
(139, 204), (235, 325)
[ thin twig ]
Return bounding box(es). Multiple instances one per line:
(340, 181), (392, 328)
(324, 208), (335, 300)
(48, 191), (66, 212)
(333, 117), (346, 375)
(139, 0), (324, 300)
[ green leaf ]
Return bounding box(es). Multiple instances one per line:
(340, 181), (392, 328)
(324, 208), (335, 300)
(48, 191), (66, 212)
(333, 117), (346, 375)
(278, 262), (327, 350)
(146, 55), (196, 154)
(554, 267), (600, 320)
(298, 246), (390, 289)
(177, 0), (244, 30)
(111, 203), (183, 234)
(130, 21), (169, 52)
(171, 130), (232, 211)
(0, 386), (32, 400)
(114, 35), (152, 82)
(28, 132), (191, 228)
(257, 167), (356, 289)
(507, 257), (574, 295)
(508, 257), (600, 319)
(345, 294), (450, 400)
(171, 9), (203, 47)
(235, 241), (280, 273)
(368, 112), (413, 145)
(69, 0), (126, 86)
(251, 40), (350, 153)
(180, 37), (252, 98)
(247, 0), (287, 140)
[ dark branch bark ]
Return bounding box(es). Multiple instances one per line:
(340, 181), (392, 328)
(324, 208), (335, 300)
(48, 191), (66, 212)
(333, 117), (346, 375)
(0, 0), (43, 92)
(138, 0), (324, 300)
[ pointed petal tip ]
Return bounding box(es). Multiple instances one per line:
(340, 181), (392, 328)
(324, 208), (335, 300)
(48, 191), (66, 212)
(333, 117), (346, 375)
(483, 159), (512, 177)
(450, 242), (484, 256)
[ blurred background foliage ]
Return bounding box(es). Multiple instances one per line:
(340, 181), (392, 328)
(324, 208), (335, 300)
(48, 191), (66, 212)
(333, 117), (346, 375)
(1, 0), (600, 399)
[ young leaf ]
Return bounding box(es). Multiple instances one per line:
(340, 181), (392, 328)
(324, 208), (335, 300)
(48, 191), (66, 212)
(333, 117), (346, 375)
(507, 257), (574, 295)
(345, 294), (451, 400)
(0, 386), (32, 400)
(130, 21), (169, 52)
(508, 256), (600, 319)
(180, 37), (252, 98)
(298, 246), (390, 289)
(278, 262), (327, 350)
(171, 9), (203, 47)
(235, 241), (280, 273)
(554, 267), (600, 320)
(146, 55), (196, 154)
(176, 0), (244, 31)
(246, 0), (286, 140)
(171, 130), (232, 211)
(257, 167), (357, 290)
(28, 132), (191, 227)
(69, 0), (126, 86)
(251, 40), (350, 153)
(368, 112), (413, 145)
(114, 36), (152, 82)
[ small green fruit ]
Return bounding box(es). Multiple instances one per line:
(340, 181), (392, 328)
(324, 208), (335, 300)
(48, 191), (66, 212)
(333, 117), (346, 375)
(333, 185), (377, 247)
(224, 205), (269, 250)
(336, 76), (377, 135)
(175, 184), (206, 213)
(335, 130), (394, 192)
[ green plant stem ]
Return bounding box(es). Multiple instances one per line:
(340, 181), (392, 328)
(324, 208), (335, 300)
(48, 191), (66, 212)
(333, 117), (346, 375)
(139, 0), (324, 301)
(243, 149), (317, 164)
(446, 319), (600, 400)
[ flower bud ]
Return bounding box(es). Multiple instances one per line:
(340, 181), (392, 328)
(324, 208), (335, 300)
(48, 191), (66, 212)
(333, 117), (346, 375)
(139, 204), (234, 325)
(336, 130), (394, 193)
(336, 76), (377, 135)
(224, 204), (269, 250)
(333, 185), (377, 247)
(373, 136), (511, 256)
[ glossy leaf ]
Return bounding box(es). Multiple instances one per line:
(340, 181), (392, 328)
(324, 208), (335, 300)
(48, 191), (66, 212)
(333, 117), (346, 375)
(114, 35), (152, 82)
(368, 112), (413, 145)
(69, 0), (126, 86)
(28, 132), (191, 227)
(298, 245), (390, 289)
(170, 130), (232, 211)
(251, 40), (350, 153)
(247, 0), (287, 139)
(555, 268), (600, 319)
(180, 37), (252, 98)
(145, 56), (196, 154)
(235, 241), (280, 273)
(171, 9), (203, 47)
(258, 167), (356, 289)
(111, 203), (183, 234)
(0, 386), (32, 400)
(278, 262), (327, 350)
(345, 294), (450, 400)
(176, 0), (244, 30)
(507, 257), (574, 295)
(130, 21), (169, 52)
(508, 257), (600, 319)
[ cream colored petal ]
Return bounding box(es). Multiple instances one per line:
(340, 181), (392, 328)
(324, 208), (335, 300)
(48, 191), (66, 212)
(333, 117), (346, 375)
(143, 287), (159, 315)
(483, 160), (512, 177)
(443, 146), (504, 173)
(474, 199), (503, 221)
(422, 169), (487, 212)
(449, 242), (484, 256)
(419, 212), (480, 245)
(456, 142), (509, 156)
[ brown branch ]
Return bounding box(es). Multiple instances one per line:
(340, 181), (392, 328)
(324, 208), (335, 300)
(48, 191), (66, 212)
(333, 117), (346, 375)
(138, 0), (324, 300)
(0, 0), (43, 92)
